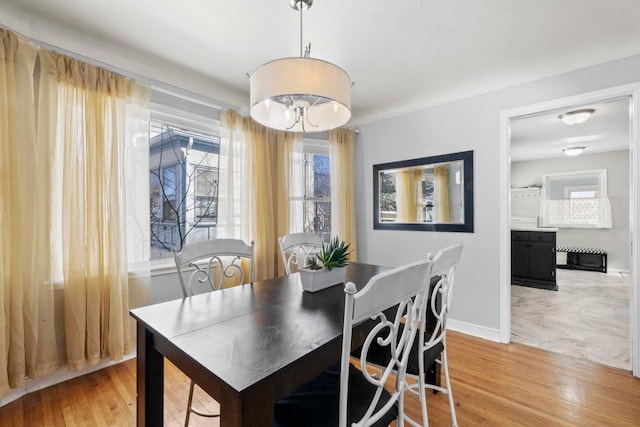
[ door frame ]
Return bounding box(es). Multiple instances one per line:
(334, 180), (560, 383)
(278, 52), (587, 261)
(499, 82), (640, 377)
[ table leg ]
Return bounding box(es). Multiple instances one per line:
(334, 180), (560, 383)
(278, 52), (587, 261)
(136, 322), (164, 426)
(219, 388), (275, 427)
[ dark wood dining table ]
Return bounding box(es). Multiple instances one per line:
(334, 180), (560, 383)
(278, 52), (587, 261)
(130, 262), (391, 427)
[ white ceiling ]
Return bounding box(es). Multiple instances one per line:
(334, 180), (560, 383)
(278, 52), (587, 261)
(510, 98), (631, 162)
(2, 0), (640, 128)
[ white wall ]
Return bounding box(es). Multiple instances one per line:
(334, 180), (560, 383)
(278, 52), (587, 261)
(0, 4), (246, 113)
(512, 150), (629, 271)
(355, 54), (640, 336)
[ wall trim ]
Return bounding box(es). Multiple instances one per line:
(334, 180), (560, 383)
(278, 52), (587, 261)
(499, 82), (640, 378)
(447, 319), (501, 342)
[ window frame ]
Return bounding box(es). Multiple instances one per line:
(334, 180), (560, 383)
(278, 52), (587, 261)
(148, 100), (221, 264)
(289, 139), (332, 241)
(540, 169), (609, 228)
(193, 165), (219, 223)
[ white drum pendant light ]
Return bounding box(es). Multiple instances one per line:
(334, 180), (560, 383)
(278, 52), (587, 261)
(250, 0), (352, 133)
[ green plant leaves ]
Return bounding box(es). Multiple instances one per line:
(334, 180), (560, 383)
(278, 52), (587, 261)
(316, 236), (352, 271)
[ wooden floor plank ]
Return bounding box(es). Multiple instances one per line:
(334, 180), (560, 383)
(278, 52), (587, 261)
(0, 331), (638, 426)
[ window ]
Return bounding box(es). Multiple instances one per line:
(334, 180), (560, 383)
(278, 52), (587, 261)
(161, 166), (178, 221)
(290, 141), (332, 242)
(149, 121), (220, 260)
(194, 167), (218, 221)
(144, 96), (335, 264)
(539, 169), (612, 228)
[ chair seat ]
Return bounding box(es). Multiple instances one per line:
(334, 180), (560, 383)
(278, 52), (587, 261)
(275, 363), (398, 427)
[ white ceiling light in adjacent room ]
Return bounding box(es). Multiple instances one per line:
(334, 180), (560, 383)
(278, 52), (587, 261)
(558, 109), (595, 125)
(249, 0), (352, 133)
(562, 146), (586, 156)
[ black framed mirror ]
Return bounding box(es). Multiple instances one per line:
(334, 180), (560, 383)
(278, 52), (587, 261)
(373, 150), (474, 232)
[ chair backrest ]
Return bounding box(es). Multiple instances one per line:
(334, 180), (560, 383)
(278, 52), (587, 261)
(339, 259), (433, 427)
(422, 243), (463, 349)
(278, 232), (324, 275)
(172, 239), (255, 297)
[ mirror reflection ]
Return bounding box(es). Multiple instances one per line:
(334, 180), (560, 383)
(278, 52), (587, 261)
(373, 151), (474, 232)
(379, 161), (464, 224)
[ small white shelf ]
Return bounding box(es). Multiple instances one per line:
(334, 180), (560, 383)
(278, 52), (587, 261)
(511, 187), (541, 198)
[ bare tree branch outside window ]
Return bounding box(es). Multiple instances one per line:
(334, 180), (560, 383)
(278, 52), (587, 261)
(149, 123), (220, 260)
(292, 152), (331, 242)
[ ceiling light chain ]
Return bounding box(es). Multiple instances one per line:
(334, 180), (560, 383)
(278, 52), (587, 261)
(299, 0), (304, 57)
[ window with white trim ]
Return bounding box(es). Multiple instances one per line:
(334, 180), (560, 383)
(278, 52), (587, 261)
(539, 169), (612, 228)
(148, 111), (221, 260)
(290, 140), (332, 242)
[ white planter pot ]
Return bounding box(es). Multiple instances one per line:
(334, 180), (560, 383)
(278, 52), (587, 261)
(298, 266), (347, 293)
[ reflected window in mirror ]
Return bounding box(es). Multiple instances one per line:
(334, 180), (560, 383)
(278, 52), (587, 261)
(374, 151), (473, 232)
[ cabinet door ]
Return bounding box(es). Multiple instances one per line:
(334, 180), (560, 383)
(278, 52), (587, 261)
(511, 240), (530, 277)
(528, 242), (555, 281)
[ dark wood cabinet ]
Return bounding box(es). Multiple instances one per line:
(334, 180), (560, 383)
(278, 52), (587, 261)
(511, 230), (557, 291)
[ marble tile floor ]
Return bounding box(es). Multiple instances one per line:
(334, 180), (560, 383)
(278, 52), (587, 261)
(511, 269), (630, 371)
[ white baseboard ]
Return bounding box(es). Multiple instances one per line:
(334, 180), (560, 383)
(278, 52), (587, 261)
(607, 268), (630, 276)
(0, 350), (136, 408)
(447, 318), (501, 342)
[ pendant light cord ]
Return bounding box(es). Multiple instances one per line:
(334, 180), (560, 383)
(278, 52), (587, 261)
(299, 4), (303, 57)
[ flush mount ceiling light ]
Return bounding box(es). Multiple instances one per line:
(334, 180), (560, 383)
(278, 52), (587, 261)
(558, 109), (595, 125)
(249, 0), (352, 133)
(562, 146), (586, 156)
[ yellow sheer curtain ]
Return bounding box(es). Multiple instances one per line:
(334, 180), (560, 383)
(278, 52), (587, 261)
(220, 111), (297, 280)
(0, 29), (54, 397)
(329, 128), (357, 261)
(219, 110), (250, 241)
(271, 130), (296, 277)
(242, 119), (276, 280)
(395, 169), (422, 223)
(243, 118), (300, 280)
(38, 50), (150, 370)
(434, 165), (451, 223)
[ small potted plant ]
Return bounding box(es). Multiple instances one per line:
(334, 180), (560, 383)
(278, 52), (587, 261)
(299, 237), (352, 292)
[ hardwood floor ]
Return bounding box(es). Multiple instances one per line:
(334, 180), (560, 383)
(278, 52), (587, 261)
(1, 331), (638, 426)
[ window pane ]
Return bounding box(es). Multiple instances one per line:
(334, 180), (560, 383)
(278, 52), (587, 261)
(162, 167), (176, 198)
(305, 200), (331, 241)
(570, 190), (597, 199)
(290, 148), (332, 242)
(150, 172), (161, 222)
(196, 168), (218, 196)
(162, 167), (177, 221)
(195, 196), (217, 221)
(311, 154), (330, 198)
(150, 122), (220, 259)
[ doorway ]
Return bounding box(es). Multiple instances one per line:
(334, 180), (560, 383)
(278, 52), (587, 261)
(498, 83), (640, 377)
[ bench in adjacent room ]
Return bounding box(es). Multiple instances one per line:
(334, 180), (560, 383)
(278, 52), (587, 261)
(556, 247), (607, 273)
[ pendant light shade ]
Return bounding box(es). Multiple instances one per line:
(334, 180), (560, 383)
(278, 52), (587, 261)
(249, 0), (352, 133)
(250, 57), (351, 133)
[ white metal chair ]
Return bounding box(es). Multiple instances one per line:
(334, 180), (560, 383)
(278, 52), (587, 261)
(172, 238), (255, 426)
(274, 259), (433, 427)
(406, 243), (463, 427)
(173, 238), (255, 297)
(278, 232), (323, 275)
